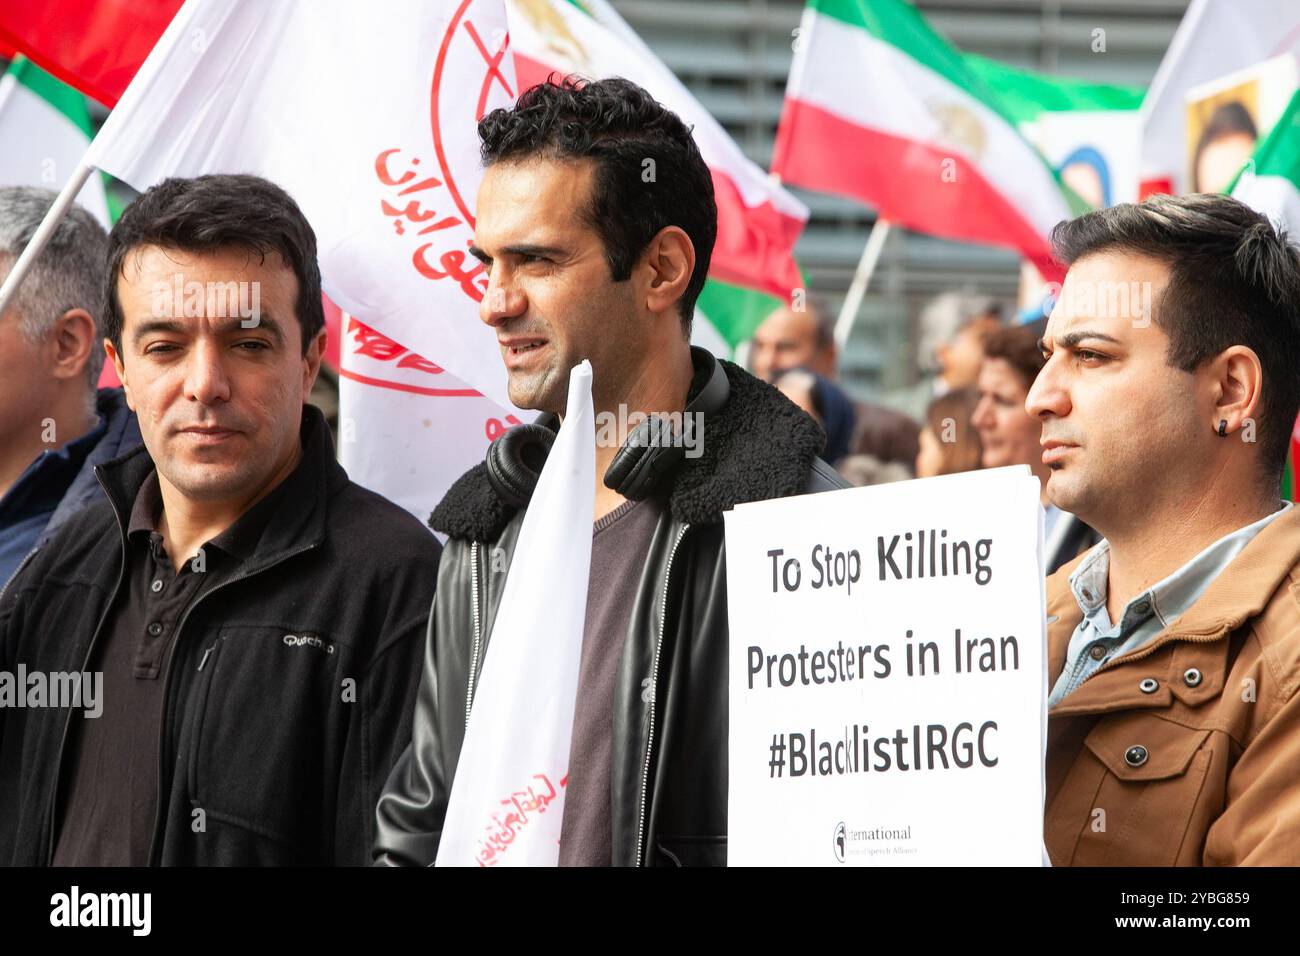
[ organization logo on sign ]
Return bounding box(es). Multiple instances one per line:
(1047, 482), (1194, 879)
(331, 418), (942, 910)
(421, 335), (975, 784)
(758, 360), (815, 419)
(830, 822), (915, 862)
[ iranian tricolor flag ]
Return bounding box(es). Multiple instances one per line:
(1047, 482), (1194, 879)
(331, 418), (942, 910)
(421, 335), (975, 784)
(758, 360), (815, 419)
(1230, 90), (1300, 501)
(0, 0), (177, 108)
(963, 53), (1144, 209)
(506, 0), (808, 354)
(773, 0), (1078, 281)
(0, 55), (109, 225)
(1232, 91), (1300, 237)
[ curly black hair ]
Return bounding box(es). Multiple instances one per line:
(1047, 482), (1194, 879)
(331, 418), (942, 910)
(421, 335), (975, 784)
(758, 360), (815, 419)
(478, 76), (716, 331)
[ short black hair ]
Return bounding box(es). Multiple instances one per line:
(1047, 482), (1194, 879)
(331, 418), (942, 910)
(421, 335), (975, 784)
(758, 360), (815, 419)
(1052, 193), (1300, 487)
(104, 174), (324, 353)
(477, 76), (716, 332)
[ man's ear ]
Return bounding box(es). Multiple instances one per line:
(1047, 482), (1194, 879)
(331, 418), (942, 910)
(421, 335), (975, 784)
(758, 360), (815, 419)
(48, 308), (96, 383)
(103, 338), (133, 410)
(642, 225), (695, 320)
(1209, 344), (1263, 436)
(302, 326), (327, 394)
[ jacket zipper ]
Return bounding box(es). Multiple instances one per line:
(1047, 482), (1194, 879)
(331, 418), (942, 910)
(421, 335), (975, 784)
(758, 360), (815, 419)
(45, 473), (128, 865)
(143, 540), (318, 864)
(0, 545), (40, 606)
(464, 540), (482, 732)
(635, 523), (689, 867)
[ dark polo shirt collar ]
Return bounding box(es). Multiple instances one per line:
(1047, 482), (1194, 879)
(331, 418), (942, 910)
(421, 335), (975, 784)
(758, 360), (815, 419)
(100, 404), (345, 573)
(126, 464), (294, 565)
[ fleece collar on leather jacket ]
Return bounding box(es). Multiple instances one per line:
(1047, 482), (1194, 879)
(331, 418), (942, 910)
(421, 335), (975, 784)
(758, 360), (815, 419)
(428, 358), (828, 540)
(370, 358), (841, 867)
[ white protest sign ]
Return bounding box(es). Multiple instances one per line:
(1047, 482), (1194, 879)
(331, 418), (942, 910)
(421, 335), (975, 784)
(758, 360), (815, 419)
(725, 466), (1047, 866)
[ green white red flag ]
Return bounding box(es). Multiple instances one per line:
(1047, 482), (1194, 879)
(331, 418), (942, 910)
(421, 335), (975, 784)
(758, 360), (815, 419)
(963, 53), (1143, 209)
(1138, 0), (1300, 198)
(0, 55), (110, 225)
(773, 0), (1079, 280)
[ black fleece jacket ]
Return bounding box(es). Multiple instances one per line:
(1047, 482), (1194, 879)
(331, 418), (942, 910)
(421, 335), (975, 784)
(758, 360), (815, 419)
(0, 405), (440, 866)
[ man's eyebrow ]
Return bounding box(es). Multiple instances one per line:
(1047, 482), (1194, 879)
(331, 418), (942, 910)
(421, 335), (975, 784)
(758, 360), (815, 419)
(220, 313), (286, 343)
(131, 314), (287, 344)
(1054, 330), (1122, 349)
(131, 318), (186, 344)
(468, 243), (567, 265)
(504, 243), (564, 257)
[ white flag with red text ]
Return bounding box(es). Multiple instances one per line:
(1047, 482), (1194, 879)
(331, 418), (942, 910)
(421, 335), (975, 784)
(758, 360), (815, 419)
(436, 360), (594, 867)
(336, 313), (523, 531)
(83, 0), (521, 412)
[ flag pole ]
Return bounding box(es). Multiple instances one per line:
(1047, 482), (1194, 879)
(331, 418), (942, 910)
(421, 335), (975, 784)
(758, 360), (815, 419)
(0, 161), (97, 317)
(834, 217), (891, 350)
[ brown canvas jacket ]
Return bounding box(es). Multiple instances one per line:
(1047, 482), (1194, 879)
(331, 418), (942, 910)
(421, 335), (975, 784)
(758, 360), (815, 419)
(1044, 505), (1300, 865)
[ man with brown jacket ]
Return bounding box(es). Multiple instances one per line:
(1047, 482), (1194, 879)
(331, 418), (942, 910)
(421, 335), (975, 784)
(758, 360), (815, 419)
(1026, 193), (1300, 865)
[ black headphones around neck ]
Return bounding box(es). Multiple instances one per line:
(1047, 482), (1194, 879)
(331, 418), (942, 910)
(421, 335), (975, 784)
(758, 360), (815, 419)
(485, 346), (730, 507)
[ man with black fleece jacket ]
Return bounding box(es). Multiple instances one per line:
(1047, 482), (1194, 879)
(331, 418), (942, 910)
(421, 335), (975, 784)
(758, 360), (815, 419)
(0, 174), (439, 866)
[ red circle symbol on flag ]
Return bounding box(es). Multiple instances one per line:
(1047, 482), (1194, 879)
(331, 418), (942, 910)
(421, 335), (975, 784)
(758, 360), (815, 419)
(431, 0), (516, 229)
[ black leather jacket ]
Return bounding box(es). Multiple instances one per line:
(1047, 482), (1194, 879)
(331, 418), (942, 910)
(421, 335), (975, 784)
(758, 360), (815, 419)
(373, 361), (847, 866)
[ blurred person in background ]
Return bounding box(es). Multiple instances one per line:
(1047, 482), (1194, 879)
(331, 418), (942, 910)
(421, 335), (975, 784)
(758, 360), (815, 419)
(917, 290), (1003, 395)
(974, 322), (1098, 574)
(772, 366), (856, 467)
(837, 453), (912, 487)
(0, 187), (141, 588)
(749, 294), (837, 382)
(750, 295), (919, 469)
(915, 388), (982, 478)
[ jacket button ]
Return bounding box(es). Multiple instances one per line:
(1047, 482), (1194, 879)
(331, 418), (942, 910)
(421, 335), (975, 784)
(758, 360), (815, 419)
(147, 621), (163, 637)
(1088, 644), (1106, 661)
(1124, 745), (1149, 767)
(1183, 668), (1203, 687)
(151, 579), (164, 593)
(1139, 677), (1159, 694)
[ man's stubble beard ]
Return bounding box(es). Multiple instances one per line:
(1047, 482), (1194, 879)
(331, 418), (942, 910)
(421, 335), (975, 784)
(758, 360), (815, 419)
(1050, 423), (1183, 537)
(158, 451), (264, 503)
(508, 357), (567, 414)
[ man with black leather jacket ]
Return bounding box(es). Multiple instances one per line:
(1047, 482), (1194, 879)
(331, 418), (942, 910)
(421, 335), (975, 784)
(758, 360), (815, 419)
(373, 77), (845, 867)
